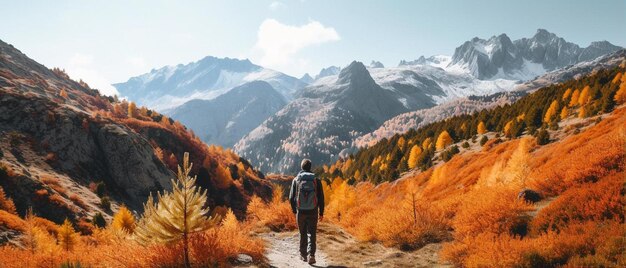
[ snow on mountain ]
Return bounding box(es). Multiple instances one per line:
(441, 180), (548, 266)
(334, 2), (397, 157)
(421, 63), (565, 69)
(315, 66), (341, 80)
(369, 60), (385, 68)
(234, 61), (409, 174)
(299, 73), (314, 84)
(354, 48), (626, 149)
(168, 81), (286, 148)
(447, 29), (622, 80)
(113, 56), (306, 111)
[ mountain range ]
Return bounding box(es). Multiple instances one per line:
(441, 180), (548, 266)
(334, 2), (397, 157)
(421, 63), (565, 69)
(113, 56), (306, 111)
(168, 81), (287, 148)
(113, 29), (621, 173)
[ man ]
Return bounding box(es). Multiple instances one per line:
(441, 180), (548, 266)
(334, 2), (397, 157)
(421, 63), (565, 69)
(289, 159), (324, 265)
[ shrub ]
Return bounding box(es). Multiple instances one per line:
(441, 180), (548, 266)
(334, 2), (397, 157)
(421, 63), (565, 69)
(92, 212), (106, 228)
(535, 129), (550, 145)
(480, 136), (489, 146)
(100, 196), (111, 211)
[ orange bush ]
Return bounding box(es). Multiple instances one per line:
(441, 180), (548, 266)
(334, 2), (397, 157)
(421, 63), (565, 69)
(246, 185), (296, 231)
(0, 209), (25, 231)
(530, 172), (624, 234)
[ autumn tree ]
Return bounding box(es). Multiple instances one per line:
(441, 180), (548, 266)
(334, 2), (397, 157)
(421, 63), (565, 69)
(407, 145), (423, 169)
(59, 89), (69, 99)
(562, 88), (572, 100)
(134, 152), (217, 268)
(614, 81), (626, 104)
(0, 186), (16, 214)
(214, 163), (233, 189)
(422, 137), (432, 150)
(477, 121), (487, 135)
(22, 209), (55, 254)
(611, 72), (623, 84)
(577, 86), (591, 106)
(112, 205), (135, 234)
(436, 131), (453, 150)
(543, 100), (559, 123)
(128, 101), (138, 118)
(57, 219), (79, 252)
(397, 137), (406, 151)
(568, 89), (580, 107)
(578, 105), (587, 118)
(560, 107), (569, 120)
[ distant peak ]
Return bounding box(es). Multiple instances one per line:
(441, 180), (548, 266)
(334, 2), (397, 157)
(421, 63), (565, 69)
(341, 61), (367, 74)
(369, 60), (385, 68)
(532, 28), (557, 41)
(337, 61), (374, 84)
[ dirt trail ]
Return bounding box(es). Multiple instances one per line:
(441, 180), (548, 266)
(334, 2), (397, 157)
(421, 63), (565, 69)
(257, 223), (451, 268)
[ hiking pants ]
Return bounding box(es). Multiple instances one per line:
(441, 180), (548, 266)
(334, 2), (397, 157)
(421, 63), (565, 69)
(297, 211), (318, 257)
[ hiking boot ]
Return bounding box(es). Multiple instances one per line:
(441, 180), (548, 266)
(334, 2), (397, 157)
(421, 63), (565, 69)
(300, 255), (307, 262)
(308, 255), (316, 265)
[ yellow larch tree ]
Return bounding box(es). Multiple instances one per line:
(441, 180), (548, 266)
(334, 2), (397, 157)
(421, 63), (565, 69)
(562, 88), (572, 101)
(407, 145), (423, 169)
(422, 137), (433, 150)
(128, 101), (138, 118)
(568, 89), (580, 107)
(436, 131), (453, 150)
(57, 219), (79, 252)
(577, 86), (591, 106)
(134, 152), (218, 268)
(614, 81), (626, 104)
(543, 100), (559, 123)
(477, 121), (487, 135)
(611, 72), (623, 84)
(112, 205), (136, 234)
(560, 107), (569, 120)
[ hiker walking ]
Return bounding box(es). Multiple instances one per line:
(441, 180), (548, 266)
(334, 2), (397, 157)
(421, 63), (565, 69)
(289, 159), (325, 265)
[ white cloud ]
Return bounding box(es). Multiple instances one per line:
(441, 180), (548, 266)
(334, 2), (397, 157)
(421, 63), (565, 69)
(253, 19), (340, 74)
(66, 53), (119, 96)
(269, 1), (286, 11)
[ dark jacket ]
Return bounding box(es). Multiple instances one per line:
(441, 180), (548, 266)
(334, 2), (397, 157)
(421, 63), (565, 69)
(289, 170), (324, 216)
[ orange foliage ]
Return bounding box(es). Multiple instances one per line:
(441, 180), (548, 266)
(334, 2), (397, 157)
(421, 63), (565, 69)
(0, 209), (25, 231)
(246, 185), (296, 231)
(0, 186), (17, 214)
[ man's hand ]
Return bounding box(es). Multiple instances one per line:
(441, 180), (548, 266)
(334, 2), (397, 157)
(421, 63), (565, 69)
(319, 215), (324, 222)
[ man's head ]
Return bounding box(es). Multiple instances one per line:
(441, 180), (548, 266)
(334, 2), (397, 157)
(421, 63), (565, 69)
(301, 158), (312, 172)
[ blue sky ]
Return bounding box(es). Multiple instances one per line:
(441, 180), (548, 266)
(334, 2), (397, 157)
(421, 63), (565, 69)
(2, 0), (625, 95)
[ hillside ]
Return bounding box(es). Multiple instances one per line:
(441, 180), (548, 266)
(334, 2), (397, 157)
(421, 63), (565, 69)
(315, 62), (626, 267)
(0, 39), (272, 231)
(355, 49), (626, 149)
(319, 56), (626, 183)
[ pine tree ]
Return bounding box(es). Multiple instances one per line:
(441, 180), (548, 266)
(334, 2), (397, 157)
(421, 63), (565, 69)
(562, 88), (572, 101)
(0, 186), (16, 214)
(407, 145), (423, 169)
(560, 107), (568, 120)
(57, 219), (79, 252)
(569, 89), (580, 107)
(214, 163), (233, 189)
(578, 106), (587, 118)
(112, 205), (135, 234)
(436, 131), (453, 150)
(128, 102), (137, 118)
(477, 121), (487, 135)
(422, 137), (432, 150)
(578, 86), (591, 106)
(134, 152), (217, 268)
(23, 209), (56, 254)
(543, 100), (559, 123)
(614, 81), (626, 104)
